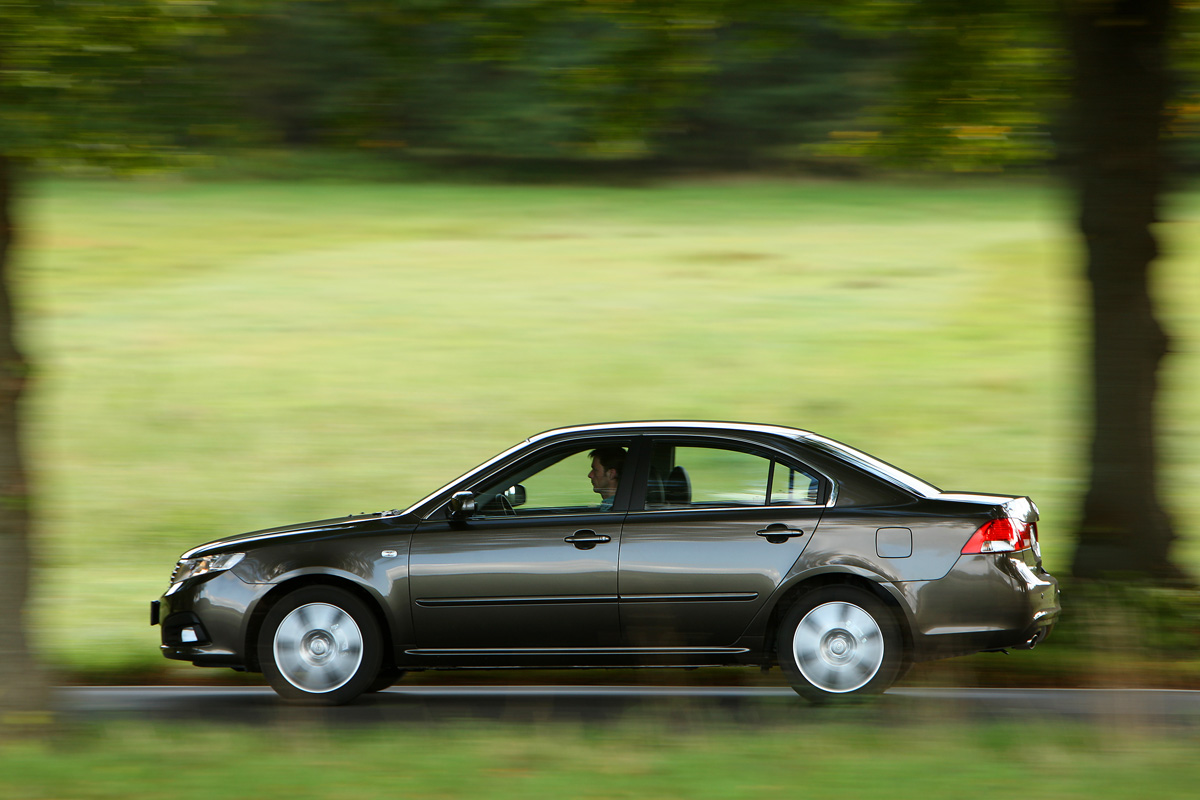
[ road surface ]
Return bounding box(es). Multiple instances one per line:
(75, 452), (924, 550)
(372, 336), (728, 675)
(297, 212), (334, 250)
(56, 684), (1200, 728)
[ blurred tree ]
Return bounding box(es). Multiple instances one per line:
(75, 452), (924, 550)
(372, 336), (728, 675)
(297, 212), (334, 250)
(0, 0), (221, 722)
(1063, 0), (1183, 582)
(206, 1), (382, 147)
(829, 0), (1186, 583)
(653, 15), (891, 170)
(179, 2), (895, 168)
(0, 146), (34, 725)
(819, 2), (1060, 167)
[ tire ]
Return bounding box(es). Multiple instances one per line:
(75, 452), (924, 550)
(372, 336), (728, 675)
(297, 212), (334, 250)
(365, 667), (406, 693)
(259, 586), (383, 705)
(777, 586), (903, 704)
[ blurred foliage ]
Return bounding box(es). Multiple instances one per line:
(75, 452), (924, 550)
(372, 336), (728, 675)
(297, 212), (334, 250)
(924, 581), (1200, 691)
(116, 0), (1199, 174)
(169, 0), (899, 168)
(0, 0), (1058, 174)
(820, 0), (1063, 171)
(0, 0), (222, 172)
(1058, 582), (1200, 662)
(6, 1), (1200, 175)
(5, 1), (1200, 174)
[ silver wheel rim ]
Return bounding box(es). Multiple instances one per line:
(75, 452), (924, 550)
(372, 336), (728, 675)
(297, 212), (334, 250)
(792, 601), (885, 694)
(272, 602), (364, 694)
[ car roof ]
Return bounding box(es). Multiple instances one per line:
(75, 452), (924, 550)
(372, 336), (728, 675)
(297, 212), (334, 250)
(527, 420), (815, 443)
(528, 421), (941, 499)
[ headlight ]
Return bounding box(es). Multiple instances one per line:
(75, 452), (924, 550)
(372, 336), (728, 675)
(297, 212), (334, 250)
(170, 552), (245, 585)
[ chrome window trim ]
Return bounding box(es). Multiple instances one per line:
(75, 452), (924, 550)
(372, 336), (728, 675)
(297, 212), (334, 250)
(450, 499), (832, 525)
(627, 501), (832, 516)
(461, 510), (625, 522)
(409, 423), (846, 520)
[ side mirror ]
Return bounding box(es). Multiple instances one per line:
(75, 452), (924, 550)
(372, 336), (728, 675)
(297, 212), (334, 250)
(447, 491), (476, 519)
(504, 484), (527, 507)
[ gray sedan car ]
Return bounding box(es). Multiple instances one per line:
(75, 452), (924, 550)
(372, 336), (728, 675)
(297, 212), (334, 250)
(152, 421), (1060, 704)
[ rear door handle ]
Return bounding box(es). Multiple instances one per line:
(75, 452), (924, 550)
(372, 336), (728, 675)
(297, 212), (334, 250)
(756, 524), (805, 544)
(565, 530), (611, 550)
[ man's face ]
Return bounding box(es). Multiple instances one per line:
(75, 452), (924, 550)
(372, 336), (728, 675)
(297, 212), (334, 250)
(589, 455), (618, 497)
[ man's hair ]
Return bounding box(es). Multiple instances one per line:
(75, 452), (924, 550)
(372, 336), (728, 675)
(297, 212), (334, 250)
(589, 446), (626, 478)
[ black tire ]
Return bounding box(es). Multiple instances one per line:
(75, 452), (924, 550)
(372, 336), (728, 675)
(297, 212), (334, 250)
(893, 658), (915, 685)
(365, 667), (406, 693)
(259, 586), (383, 705)
(776, 586), (903, 704)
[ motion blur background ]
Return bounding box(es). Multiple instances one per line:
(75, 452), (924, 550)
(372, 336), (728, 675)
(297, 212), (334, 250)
(3, 1), (1200, 796)
(11, 0), (1195, 676)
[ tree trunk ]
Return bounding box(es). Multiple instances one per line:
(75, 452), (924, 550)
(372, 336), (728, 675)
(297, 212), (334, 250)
(0, 155), (47, 721)
(1064, 0), (1185, 582)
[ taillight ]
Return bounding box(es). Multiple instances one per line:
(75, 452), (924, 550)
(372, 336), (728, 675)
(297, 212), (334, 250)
(961, 518), (1032, 554)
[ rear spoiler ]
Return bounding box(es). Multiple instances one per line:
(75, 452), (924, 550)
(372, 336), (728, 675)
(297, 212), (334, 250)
(1000, 497), (1039, 524)
(936, 492), (1039, 523)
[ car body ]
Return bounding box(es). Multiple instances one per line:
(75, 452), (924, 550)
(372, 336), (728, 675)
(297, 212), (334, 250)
(152, 421), (1060, 704)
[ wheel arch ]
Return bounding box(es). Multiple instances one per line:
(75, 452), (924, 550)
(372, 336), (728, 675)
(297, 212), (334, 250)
(243, 575), (394, 673)
(760, 572), (914, 666)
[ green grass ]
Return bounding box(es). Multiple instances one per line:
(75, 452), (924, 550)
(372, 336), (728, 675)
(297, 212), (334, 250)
(17, 175), (1200, 676)
(3, 720), (1199, 799)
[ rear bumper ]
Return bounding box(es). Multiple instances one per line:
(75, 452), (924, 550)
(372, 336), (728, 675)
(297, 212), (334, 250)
(906, 552), (1061, 661)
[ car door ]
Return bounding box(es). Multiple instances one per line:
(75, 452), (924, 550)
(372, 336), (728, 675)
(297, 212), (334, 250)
(409, 438), (637, 650)
(617, 438), (828, 648)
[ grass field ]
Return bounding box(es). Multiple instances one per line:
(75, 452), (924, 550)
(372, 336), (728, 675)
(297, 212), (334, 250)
(17, 175), (1200, 676)
(3, 719), (1199, 799)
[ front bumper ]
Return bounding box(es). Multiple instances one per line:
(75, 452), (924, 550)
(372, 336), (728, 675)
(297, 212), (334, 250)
(152, 570), (272, 670)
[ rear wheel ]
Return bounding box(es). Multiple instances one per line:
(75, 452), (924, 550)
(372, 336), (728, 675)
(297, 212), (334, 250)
(777, 586), (902, 703)
(259, 586), (382, 705)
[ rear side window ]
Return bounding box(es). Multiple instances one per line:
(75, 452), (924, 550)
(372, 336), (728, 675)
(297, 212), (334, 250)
(645, 442), (822, 509)
(771, 460), (820, 505)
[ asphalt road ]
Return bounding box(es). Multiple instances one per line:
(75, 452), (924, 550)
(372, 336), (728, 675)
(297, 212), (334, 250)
(56, 684), (1200, 728)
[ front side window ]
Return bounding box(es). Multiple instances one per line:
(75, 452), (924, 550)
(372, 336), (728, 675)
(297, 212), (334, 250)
(472, 442), (631, 517)
(646, 442), (821, 509)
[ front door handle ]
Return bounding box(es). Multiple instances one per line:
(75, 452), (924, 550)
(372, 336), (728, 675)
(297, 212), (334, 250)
(756, 524), (805, 544)
(565, 530), (612, 550)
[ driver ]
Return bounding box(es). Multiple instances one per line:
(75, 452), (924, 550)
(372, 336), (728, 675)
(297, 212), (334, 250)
(588, 447), (626, 511)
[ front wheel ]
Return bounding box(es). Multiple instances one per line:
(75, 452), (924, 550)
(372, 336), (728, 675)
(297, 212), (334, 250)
(259, 586), (382, 705)
(777, 586), (903, 703)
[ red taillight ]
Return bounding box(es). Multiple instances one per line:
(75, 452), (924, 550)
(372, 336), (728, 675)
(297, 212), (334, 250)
(961, 518), (1032, 554)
